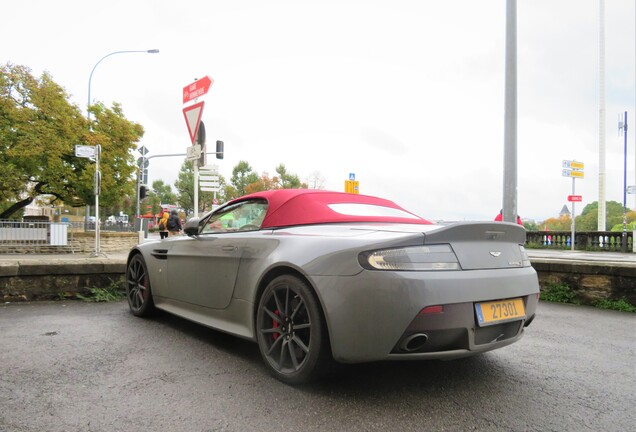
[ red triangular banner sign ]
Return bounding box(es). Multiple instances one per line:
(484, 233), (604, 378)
(182, 101), (205, 144)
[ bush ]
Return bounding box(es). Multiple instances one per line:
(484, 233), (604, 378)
(541, 282), (579, 304)
(593, 298), (636, 313)
(76, 279), (125, 302)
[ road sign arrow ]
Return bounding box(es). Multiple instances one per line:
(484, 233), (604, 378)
(182, 101), (205, 145)
(183, 76), (213, 104)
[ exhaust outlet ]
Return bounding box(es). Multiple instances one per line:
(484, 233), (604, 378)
(400, 333), (429, 352)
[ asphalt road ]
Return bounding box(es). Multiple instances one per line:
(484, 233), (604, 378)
(1, 301), (634, 432)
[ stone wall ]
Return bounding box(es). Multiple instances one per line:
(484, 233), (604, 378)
(532, 260), (636, 305)
(72, 232), (139, 253)
(0, 258), (126, 301)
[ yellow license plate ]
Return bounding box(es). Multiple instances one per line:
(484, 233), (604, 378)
(475, 298), (526, 326)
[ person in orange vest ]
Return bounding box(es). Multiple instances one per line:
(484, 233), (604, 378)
(158, 209), (170, 239)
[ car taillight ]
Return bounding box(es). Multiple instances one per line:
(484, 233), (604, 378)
(519, 245), (531, 267)
(360, 244), (460, 271)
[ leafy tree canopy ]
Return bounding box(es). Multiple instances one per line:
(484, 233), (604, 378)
(0, 63), (143, 219)
(174, 160), (227, 215)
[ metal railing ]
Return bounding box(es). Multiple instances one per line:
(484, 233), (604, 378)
(0, 220), (76, 253)
(526, 230), (633, 252)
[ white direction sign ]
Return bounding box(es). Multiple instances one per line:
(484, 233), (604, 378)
(199, 174), (219, 181)
(200, 164), (219, 173)
(74, 145), (96, 158)
(182, 101), (205, 144)
(201, 187), (220, 192)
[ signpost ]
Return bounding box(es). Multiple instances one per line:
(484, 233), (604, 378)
(563, 160), (584, 250)
(200, 165), (220, 206)
(183, 76), (213, 104)
(183, 76), (214, 217)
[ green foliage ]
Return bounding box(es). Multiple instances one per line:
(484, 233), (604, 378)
(174, 160), (227, 214)
(152, 180), (177, 206)
(523, 220), (539, 231)
(76, 279), (125, 302)
(610, 221), (636, 232)
(575, 201), (629, 231)
(0, 63), (143, 219)
(231, 161), (259, 197)
(593, 298), (636, 312)
(541, 282), (580, 304)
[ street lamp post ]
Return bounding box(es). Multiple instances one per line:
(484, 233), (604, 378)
(619, 111), (628, 253)
(87, 49), (159, 257)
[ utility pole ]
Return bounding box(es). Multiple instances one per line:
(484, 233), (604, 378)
(619, 112), (628, 252)
(502, 0), (518, 223)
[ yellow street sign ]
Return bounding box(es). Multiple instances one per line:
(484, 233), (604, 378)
(563, 160), (584, 170)
(345, 180), (360, 194)
(562, 169), (584, 178)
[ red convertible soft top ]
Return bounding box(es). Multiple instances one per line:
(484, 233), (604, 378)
(227, 189), (432, 228)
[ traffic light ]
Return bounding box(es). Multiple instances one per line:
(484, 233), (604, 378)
(216, 140), (224, 159)
(139, 185), (148, 200)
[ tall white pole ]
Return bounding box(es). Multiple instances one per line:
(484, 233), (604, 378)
(503, 0), (518, 223)
(194, 164), (199, 217)
(92, 144), (102, 257)
(598, 0), (607, 231)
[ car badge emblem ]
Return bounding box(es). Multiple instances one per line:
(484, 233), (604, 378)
(489, 251), (502, 257)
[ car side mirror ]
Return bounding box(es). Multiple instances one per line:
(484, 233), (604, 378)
(183, 217), (201, 237)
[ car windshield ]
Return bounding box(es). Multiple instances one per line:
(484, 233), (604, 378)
(327, 203), (420, 219)
(201, 199), (268, 233)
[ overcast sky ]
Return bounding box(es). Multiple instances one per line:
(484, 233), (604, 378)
(3, 0), (635, 222)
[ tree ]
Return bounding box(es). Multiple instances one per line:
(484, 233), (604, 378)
(306, 171), (326, 189)
(574, 201), (626, 231)
(542, 215), (572, 231)
(274, 163), (306, 189)
(230, 161), (259, 196)
(245, 172), (279, 194)
(0, 63), (143, 219)
(152, 180), (177, 206)
(174, 160), (227, 215)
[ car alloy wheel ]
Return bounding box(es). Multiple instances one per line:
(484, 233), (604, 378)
(256, 275), (326, 385)
(126, 254), (155, 317)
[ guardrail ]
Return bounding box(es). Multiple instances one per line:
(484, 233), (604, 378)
(526, 230), (633, 252)
(0, 220), (76, 253)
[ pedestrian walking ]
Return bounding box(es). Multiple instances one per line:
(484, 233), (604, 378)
(158, 209), (170, 239)
(167, 209), (182, 236)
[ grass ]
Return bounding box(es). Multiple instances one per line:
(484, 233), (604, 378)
(75, 278), (126, 302)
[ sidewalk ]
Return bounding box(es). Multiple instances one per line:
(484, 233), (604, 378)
(1, 248), (634, 265)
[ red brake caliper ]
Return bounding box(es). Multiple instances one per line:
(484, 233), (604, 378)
(272, 310), (280, 340)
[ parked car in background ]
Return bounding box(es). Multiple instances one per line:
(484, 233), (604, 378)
(126, 189), (539, 384)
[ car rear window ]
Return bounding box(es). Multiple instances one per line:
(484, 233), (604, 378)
(328, 203), (421, 219)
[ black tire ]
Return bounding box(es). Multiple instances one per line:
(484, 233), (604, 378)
(125, 254), (156, 317)
(256, 275), (330, 385)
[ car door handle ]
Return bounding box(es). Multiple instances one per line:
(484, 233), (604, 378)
(222, 245), (238, 252)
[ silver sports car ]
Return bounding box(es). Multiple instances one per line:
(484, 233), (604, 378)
(126, 189), (539, 384)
